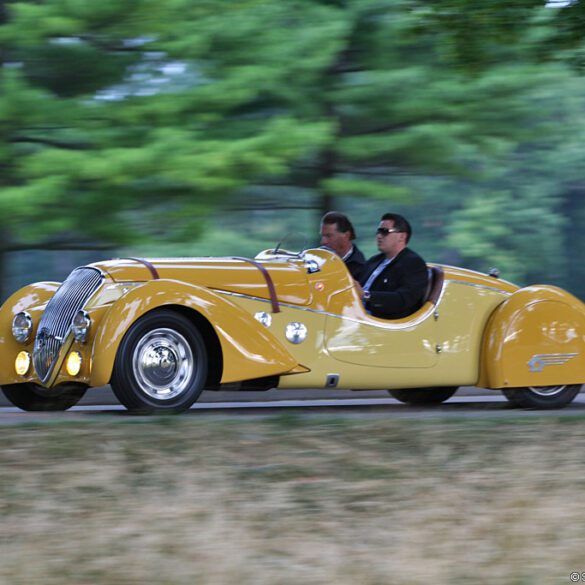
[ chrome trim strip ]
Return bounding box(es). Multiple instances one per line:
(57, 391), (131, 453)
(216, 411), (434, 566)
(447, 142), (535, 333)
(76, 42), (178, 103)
(218, 289), (334, 317)
(448, 280), (514, 295)
(216, 289), (440, 330)
(216, 278), (509, 330)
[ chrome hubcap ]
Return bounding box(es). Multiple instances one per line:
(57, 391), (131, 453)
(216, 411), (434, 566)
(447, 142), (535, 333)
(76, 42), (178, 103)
(132, 328), (194, 400)
(528, 385), (566, 397)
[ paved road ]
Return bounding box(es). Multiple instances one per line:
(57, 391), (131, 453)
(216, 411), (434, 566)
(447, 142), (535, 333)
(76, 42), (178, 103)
(1, 386), (584, 424)
(0, 385), (490, 408)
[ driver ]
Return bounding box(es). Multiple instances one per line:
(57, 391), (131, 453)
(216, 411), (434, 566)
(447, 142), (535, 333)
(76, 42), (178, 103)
(320, 211), (366, 280)
(355, 213), (428, 319)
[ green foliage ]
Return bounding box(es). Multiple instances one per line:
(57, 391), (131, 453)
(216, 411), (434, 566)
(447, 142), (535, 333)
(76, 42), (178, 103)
(1, 0), (585, 297)
(324, 178), (412, 200)
(0, 0), (335, 259)
(448, 190), (565, 282)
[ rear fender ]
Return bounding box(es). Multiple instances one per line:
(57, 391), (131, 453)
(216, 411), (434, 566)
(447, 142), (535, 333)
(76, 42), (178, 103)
(478, 285), (585, 388)
(0, 282), (60, 385)
(90, 279), (300, 387)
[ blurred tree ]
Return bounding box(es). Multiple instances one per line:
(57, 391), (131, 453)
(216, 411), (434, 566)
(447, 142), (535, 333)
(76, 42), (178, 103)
(0, 0), (167, 294)
(228, 0), (559, 209)
(538, 1), (585, 296)
(379, 0), (583, 290)
(544, 0), (585, 71)
(0, 0), (331, 296)
(157, 0), (580, 287)
(1, 0), (584, 298)
(404, 0), (585, 289)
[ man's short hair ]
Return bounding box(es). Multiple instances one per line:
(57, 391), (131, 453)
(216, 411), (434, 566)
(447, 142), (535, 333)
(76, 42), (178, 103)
(321, 211), (357, 240)
(381, 213), (412, 243)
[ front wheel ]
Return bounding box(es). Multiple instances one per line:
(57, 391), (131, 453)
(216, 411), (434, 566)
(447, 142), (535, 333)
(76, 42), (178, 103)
(388, 387), (458, 405)
(111, 309), (208, 414)
(1, 382), (87, 411)
(502, 384), (581, 409)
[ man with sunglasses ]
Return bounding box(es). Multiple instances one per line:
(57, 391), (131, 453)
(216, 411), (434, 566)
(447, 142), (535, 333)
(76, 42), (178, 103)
(320, 211), (366, 280)
(355, 213), (428, 319)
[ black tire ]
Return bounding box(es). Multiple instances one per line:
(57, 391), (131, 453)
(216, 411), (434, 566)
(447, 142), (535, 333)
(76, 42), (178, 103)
(111, 309), (208, 414)
(389, 386), (458, 405)
(1, 382), (87, 411)
(502, 384), (581, 409)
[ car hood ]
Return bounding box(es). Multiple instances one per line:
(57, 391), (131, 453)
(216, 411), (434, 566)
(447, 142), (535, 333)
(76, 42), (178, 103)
(90, 256), (314, 306)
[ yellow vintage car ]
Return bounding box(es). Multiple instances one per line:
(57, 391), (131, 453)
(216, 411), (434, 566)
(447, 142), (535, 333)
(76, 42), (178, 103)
(0, 247), (583, 413)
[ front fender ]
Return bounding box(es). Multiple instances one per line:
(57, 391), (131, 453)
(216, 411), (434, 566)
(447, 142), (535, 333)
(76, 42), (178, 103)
(478, 285), (585, 388)
(0, 282), (60, 385)
(89, 279), (301, 387)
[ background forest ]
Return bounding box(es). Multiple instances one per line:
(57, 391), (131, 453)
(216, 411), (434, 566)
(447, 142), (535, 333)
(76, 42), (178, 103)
(1, 0), (585, 299)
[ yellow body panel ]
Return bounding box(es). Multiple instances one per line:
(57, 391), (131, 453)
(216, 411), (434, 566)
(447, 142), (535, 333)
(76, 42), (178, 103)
(324, 297), (439, 369)
(88, 280), (300, 386)
(221, 270), (513, 390)
(96, 257), (313, 305)
(0, 282), (60, 384)
(2, 248), (585, 399)
(478, 285), (585, 388)
(440, 265), (517, 293)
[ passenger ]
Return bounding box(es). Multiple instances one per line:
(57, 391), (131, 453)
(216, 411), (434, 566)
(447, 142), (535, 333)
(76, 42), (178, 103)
(356, 213), (428, 319)
(320, 211), (366, 280)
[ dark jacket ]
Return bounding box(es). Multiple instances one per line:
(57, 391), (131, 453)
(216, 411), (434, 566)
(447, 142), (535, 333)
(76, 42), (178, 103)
(345, 245), (366, 280)
(359, 248), (428, 319)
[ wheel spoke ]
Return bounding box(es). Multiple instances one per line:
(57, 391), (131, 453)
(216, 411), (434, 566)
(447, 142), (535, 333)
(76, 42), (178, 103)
(528, 385), (566, 397)
(502, 384), (581, 409)
(132, 328), (194, 400)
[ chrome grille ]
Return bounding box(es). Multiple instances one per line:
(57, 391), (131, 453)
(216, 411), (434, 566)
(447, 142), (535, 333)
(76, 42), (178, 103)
(33, 267), (103, 384)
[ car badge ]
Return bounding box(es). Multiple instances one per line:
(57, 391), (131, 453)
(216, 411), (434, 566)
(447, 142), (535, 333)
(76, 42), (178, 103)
(527, 353), (578, 373)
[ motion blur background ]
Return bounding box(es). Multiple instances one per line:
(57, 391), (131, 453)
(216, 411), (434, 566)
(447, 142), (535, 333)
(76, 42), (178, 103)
(1, 0), (585, 300)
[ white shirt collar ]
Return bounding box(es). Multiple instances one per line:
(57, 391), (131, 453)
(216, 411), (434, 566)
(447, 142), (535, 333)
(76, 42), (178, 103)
(341, 245), (354, 262)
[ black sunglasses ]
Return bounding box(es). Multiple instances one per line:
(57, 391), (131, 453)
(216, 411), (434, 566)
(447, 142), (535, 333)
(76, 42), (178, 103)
(376, 227), (402, 236)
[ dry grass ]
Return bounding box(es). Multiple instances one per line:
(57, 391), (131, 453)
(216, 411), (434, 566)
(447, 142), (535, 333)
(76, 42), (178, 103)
(2, 414), (585, 585)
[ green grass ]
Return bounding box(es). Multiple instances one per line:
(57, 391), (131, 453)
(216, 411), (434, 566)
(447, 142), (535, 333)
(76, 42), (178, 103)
(2, 415), (585, 585)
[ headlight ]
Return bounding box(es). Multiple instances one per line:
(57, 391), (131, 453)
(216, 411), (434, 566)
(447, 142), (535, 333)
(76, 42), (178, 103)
(12, 312), (33, 343)
(15, 351), (31, 376)
(72, 310), (91, 343)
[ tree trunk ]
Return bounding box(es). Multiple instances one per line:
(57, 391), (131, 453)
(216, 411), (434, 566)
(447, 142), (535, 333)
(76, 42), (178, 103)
(561, 184), (585, 300)
(316, 148), (337, 225)
(0, 242), (7, 302)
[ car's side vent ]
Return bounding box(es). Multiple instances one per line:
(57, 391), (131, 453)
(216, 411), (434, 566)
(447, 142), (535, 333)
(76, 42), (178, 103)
(33, 267), (103, 384)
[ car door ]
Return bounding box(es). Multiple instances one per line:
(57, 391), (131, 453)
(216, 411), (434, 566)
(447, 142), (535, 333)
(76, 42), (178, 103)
(324, 293), (439, 369)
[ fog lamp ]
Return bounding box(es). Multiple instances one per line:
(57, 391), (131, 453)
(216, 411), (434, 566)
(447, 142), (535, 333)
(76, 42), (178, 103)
(15, 351), (31, 376)
(12, 312), (33, 343)
(66, 352), (83, 376)
(72, 310), (91, 343)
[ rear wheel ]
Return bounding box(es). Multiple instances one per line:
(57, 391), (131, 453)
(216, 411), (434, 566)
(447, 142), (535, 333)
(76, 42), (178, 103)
(1, 382), (87, 411)
(502, 384), (581, 409)
(111, 309), (208, 414)
(388, 386), (458, 405)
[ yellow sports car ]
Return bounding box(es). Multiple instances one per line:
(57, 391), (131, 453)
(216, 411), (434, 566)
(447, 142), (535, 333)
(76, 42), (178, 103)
(0, 248), (583, 413)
